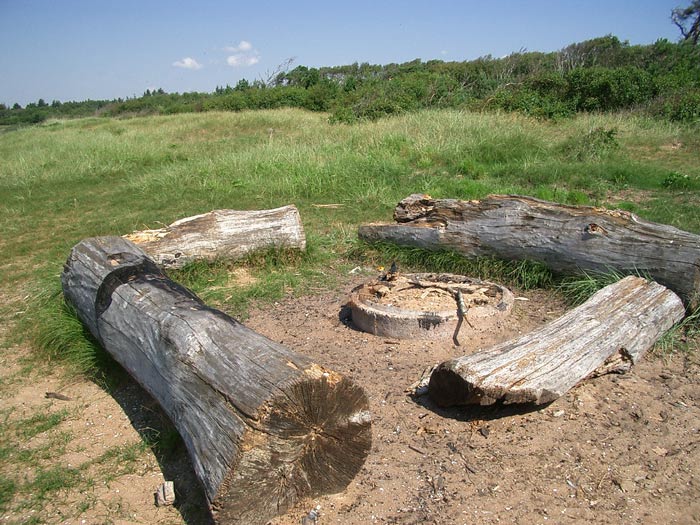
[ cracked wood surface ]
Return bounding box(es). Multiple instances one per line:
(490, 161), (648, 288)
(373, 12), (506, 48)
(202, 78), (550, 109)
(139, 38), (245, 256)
(359, 194), (700, 306)
(427, 276), (684, 407)
(61, 237), (370, 525)
(124, 205), (306, 268)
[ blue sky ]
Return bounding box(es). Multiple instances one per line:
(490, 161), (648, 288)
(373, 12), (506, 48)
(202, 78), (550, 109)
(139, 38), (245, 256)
(0, 0), (685, 106)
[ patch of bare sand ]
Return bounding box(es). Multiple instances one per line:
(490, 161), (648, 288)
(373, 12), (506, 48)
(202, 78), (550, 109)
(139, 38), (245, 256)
(252, 279), (699, 525)
(2, 276), (697, 525)
(0, 346), (196, 524)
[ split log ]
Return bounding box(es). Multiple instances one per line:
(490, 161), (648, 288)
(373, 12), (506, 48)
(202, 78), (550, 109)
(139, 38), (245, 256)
(124, 205), (306, 268)
(61, 237), (371, 525)
(428, 276), (684, 407)
(359, 194), (700, 306)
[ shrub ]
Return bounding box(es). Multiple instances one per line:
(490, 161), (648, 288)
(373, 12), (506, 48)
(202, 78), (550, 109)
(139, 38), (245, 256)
(662, 171), (692, 190)
(560, 127), (620, 161)
(566, 66), (657, 112)
(489, 86), (574, 119)
(648, 88), (700, 123)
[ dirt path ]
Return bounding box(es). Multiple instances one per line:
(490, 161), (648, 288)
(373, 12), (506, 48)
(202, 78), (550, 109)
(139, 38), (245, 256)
(1, 276), (698, 524)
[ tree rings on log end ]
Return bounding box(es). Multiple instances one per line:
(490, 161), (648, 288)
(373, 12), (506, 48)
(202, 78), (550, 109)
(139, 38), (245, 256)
(212, 370), (372, 525)
(347, 273), (514, 340)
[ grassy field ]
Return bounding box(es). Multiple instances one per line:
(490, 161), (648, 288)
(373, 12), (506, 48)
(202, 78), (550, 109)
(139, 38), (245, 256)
(0, 108), (698, 521)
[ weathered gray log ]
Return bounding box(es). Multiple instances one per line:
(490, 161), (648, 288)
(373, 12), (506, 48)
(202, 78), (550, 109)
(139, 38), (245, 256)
(123, 205), (306, 268)
(61, 237), (371, 525)
(359, 194), (700, 306)
(428, 276), (684, 407)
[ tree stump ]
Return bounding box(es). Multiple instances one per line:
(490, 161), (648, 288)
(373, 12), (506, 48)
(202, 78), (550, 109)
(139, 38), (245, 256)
(359, 194), (700, 306)
(124, 205), (306, 268)
(61, 237), (371, 525)
(347, 273), (514, 342)
(428, 276), (684, 407)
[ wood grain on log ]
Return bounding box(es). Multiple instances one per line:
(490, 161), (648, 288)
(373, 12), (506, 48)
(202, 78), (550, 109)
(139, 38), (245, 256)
(359, 194), (700, 306)
(428, 276), (684, 407)
(61, 237), (370, 525)
(124, 205), (306, 268)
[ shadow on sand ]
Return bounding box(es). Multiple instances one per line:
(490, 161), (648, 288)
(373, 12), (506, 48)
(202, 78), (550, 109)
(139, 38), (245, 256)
(105, 375), (215, 525)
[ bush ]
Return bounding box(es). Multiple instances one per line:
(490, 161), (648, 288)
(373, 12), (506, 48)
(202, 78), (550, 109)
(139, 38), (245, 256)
(560, 127), (620, 161)
(648, 88), (700, 123)
(662, 171), (692, 190)
(489, 86), (574, 119)
(566, 66), (657, 112)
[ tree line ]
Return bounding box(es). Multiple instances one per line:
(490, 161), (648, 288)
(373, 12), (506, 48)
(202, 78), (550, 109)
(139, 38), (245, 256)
(2, 35), (699, 127)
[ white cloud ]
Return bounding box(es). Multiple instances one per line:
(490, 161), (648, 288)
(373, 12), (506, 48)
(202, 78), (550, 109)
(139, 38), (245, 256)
(227, 54), (260, 67)
(224, 40), (253, 53)
(172, 57), (203, 70)
(225, 40), (260, 67)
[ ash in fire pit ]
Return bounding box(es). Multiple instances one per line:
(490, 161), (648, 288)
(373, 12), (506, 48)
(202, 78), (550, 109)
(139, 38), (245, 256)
(347, 273), (514, 343)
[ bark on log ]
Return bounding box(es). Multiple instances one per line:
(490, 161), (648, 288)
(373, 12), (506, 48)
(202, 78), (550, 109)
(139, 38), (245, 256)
(61, 237), (371, 525)
(359, 194), (700, 306)
(123, 205), (306, 268)
(428, 276), (684, 407)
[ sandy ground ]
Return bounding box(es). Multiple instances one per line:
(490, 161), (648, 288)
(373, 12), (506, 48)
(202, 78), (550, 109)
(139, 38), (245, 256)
(1, 274), (698, 525)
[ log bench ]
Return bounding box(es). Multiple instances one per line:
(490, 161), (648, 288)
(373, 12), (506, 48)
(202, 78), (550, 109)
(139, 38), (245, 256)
(359, 194), (700, 307)
(124, 205), (306, 269)
(62, 236), (371, 525)
(428, 276), (685, 407)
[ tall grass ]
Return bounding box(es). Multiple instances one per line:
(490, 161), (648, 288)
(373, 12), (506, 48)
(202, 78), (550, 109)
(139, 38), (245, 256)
(557, 269), (635, 306)
(1, 108), (698, 373)
(351, 241), (554, 290)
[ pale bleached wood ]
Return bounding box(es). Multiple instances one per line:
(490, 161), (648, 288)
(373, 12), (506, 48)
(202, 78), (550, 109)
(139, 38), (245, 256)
(124, 205), (306, 268)
(427, 276), (684, 407)
(359, 194), (700, 306)
(61, 237), (370, 525)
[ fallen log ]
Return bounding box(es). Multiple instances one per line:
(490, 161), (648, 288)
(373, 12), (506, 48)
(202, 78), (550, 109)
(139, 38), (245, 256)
(61, 237), (371, 525)
(427, 276), (684, 407)
(359, 194), (700, 306)
(124, 205), (306, 268)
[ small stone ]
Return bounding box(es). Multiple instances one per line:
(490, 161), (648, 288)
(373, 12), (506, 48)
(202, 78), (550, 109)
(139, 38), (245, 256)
(155, 481), (176, 507)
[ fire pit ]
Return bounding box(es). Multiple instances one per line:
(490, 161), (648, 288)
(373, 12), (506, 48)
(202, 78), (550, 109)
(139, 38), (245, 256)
(347, 273), (514, 342)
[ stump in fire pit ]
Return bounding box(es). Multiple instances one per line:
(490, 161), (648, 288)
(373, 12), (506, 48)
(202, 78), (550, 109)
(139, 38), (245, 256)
(347, 273), (514, 343)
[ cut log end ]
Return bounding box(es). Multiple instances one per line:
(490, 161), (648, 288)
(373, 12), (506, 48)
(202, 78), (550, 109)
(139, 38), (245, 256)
(427, 362), (480, 407)
(214, 372), (371, 523)
(428, 363), (559, 407)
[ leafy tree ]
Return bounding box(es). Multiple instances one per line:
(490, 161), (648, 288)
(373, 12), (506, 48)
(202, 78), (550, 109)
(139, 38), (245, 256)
(672, 1), (700, 45)
(283, 66), (321, 88)
(234, 79), (250, 91)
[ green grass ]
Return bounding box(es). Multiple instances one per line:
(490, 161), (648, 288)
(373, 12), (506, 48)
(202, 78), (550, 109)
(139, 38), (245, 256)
(15, 410), (69, 440)
(1, 107), (697, 375)
(557, 269), (636, 306)
(0, 475), (16, 513)
(656, 306), (700, 357)
(25, 466), (82, 502)
(351, 241), (555, 290)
